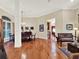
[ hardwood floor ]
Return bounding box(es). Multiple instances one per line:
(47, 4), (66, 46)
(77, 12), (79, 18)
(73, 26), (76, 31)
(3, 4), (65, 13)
(4, 39), (67, 59)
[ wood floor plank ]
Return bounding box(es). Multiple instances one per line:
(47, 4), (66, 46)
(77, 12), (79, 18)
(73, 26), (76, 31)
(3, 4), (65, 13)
(4, 39), (67, 59)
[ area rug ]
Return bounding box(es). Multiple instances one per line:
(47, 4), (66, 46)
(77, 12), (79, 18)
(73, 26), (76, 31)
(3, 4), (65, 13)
(60, 48), (70, 57)
(60, 48), (79, 59)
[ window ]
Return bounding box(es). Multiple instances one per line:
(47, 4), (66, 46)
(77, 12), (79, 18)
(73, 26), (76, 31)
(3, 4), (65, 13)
(2, 16), (11, 21)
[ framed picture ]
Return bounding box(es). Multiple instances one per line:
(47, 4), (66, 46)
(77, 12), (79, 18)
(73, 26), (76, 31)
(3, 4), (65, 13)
(30, 27), (34, 30)
(21, 26), (24, 31)
(39, 24), (44, 32)
(25, 27), (29, 30)
(66, 24), (73, 30)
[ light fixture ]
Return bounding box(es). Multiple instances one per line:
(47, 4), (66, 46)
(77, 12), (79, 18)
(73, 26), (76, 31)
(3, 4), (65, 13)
(21, 22), (26, 25)
(47, 20), (52, 22)
(74, 28), (78, 30)
(70, 0), (74, 2)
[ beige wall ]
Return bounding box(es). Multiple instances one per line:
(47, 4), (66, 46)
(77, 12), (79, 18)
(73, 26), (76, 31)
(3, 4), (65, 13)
(0, 7), (78, 40)
(22, 10), (64, 39)
(0, 8), (14, 22)
(52, 10), (63, 35)
(22, 17), (38, 34)
(75, 9), (79, 29)
(37, 10), (63, 38)
(22, 17), (48, 39)
(22, 9), (78, 39)
(62, 9), (76, 34)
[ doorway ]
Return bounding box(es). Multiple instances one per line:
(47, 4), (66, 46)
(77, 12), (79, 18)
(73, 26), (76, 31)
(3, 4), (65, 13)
(2, 16), (12, 43)
(47, 18), (56, 40)
(3, 21), (11, 42)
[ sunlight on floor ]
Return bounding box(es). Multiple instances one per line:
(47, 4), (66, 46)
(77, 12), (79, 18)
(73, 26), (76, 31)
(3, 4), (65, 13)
(4, 39), (65, 59)
(21, 53), (27, 59)
(51, 36), (57, 59)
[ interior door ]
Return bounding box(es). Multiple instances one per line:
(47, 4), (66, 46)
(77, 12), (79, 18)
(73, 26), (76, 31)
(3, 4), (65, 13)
(6, 22), (11, 40)
(0, 19), (3, 47)
(47, 22), (51, 39)
(3, 21), (11, 42)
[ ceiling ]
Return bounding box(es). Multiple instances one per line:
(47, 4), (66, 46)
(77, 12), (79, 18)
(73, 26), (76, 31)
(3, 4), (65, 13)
(0, 0), (79, 17)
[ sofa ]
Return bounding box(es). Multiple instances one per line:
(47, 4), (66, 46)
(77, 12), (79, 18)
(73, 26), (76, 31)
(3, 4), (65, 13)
(58, 33), (74, 42)
(21, 31), (32, 41)
(57, 33), (74, 46)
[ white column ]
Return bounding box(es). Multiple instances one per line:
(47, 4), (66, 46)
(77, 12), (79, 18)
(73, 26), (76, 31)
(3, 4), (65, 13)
(14, 0), (22, 48)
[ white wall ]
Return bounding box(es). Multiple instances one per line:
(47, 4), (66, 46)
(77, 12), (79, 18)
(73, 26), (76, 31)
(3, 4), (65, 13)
(53, 9), (77, 36)
(22, 17), (38, 38)
(0, 9), (14, 21)
(52, 10), (63, 35)
(37, 9), (77, 37)
(21, 8), (79, 40)
(22, 10), (64, 39)
(22, 17), (48, 39)
(75, 9), (79, 29)
(22, 9), (78, 39)
(35, 10), (63, 39)
(36, 18), (47, 39)
(62, 9), (76, 34)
